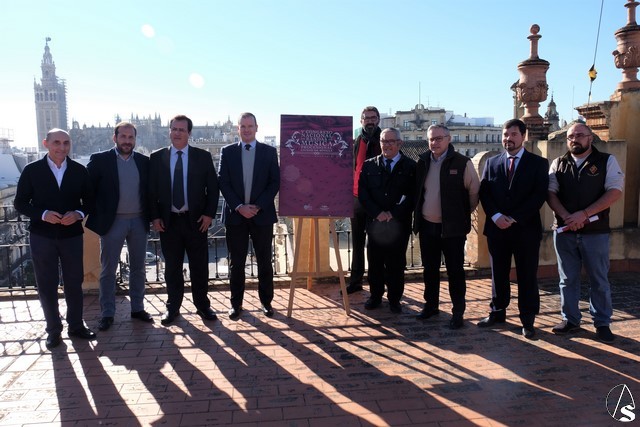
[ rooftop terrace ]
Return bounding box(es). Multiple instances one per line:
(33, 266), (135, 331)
(1, 273), (639, 426)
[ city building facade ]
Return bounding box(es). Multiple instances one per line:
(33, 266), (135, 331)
(380, 104), (504, 158)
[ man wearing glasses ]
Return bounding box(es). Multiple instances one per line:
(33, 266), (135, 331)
(413, 125), (480, 329)
(547, 122), (624, 342)
(358, 128), (416, 313)
(346, 106), (382, 295)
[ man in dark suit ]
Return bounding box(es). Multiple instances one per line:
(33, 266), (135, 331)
(478, 119), (549, 339)
(358, 127), (416, 313)
(86, 122), (153, 331)
(218, 112), (280, 320)
(14, 128), (96, 349)
(148, 115), (219, 325)
(347, 106), (382, 294)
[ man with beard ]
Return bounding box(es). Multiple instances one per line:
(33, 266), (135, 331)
(86, 122), (153, 331)
(346, 106), (382, 294)
(547, 122), (624, 342)
(478, 119), (548, 339)
(358, 127), (416, 313)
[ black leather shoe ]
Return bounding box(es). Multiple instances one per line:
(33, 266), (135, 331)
(68, 326), (97, 340)
(45, 333), (62, 349)
(596, 326), (615, 343)
(342, 283), (363, 295)
(552, 320), (580, 335)
(477, 311), (506, 328)
(160, 311), (179, 326)
(228, 307), (242, 320)
(389, 302), (402, 314)
(196, 307), (218, 321)
(416, 307), (440, 320)
(449, 315), (464, 330)
(97, 317), (114, 331)
(131, 310), (153, 323)
(364, 298), (381, 310)
(261, 305), (274, 317)
(522, 326), (536, 339)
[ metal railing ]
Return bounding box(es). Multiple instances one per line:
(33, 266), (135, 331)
(0, 216), (433, 290)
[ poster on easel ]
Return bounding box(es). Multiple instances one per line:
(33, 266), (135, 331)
(279, 114), (353, 218)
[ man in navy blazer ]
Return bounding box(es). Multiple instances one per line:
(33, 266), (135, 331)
(14, 128), (96, 349)
(478, 119), (549, 339)
(148, 115), (219, 325)
(218, 112), (280, 320)
(86, 122), (153, 331)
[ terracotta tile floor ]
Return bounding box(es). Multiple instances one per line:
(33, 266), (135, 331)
(1, 272), (639, 426)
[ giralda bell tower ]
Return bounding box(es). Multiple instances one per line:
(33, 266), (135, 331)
(34, 37), (68, 144)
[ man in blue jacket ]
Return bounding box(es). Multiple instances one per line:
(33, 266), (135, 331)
(478, 119), (549, 339)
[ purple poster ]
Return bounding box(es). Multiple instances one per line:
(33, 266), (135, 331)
(279, 115), (353, 217)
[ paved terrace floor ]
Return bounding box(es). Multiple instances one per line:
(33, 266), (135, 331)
(0, 272), (639, 427)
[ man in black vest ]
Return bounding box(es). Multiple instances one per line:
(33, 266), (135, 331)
(547, 122), (624, 343)
(346, 106), (382, 294)
(413, 125), (479, 329)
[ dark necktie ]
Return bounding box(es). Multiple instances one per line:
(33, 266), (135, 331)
(245, 144), (251, 151)
(173, 150), (185, 210)
(385, 158), (393, 173)
(507, 156), (516, 183)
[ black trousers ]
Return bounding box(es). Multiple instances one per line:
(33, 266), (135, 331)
(30, 233), (85, 334)
(419, 221), (467, 316)
(349, 197), (367, 285)
(366, 220), (410, 304)
(226, 220), (274, 309)
(160, 213), (210, 314)
(487, 228), (541, 327)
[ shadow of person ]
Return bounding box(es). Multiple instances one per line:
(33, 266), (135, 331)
(244, 297), (466, 426)
(54, 339), (138, 424)
(284, 279), (640, 425)
(96, 313), (245, 426)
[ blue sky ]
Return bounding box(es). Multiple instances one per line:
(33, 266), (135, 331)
(0, 0), (624, 148)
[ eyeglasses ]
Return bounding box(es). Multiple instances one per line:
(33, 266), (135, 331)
(428, 136), (449, 143)
(567, 133), (590, 141)
(380, 139), (400, 145)
(362, 115), (378, 121)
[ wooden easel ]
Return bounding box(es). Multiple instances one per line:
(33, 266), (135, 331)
(286, 217), (350, 317)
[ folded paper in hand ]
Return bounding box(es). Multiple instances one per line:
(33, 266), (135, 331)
(557, 215), (599, 233)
